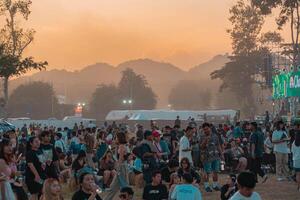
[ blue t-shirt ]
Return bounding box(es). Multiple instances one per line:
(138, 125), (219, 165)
(171, 184), (202, 200)
(133, 158), (142, 172)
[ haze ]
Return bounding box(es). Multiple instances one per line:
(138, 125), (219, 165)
(24, 0), (287, 71)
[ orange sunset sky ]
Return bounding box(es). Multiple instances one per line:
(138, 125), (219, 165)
(22, 0), (289, 71)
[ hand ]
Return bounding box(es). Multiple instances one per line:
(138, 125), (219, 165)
(228, 186), (235, 192)
(46, 160), (52, 166)
(0, 174), (8, 182)
(34, 175), (41, 183)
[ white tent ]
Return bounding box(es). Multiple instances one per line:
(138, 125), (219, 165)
(105, 109), (238, 122)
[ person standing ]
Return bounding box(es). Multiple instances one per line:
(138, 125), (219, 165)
(25, 136), (47, 200)
(200, 123), (223, 192)
(291, 125), (300, 191)
(272, 121), (290, 181)
(40, 131), (59, 179)
(0, 138), (17, 200)
(179, 126), (194, 166)
(249, 122), (268, 183)
(175, 116), (181, 128)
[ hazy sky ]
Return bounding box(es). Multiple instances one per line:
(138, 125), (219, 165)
(22, 0), (288, 71)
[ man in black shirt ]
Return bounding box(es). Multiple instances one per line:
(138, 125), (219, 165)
(39, 130), (59, 179)
(72, 172), (102, 200)
(143, 171), (168, 200)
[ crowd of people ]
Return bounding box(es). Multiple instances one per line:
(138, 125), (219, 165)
(0, 115), (299, 200)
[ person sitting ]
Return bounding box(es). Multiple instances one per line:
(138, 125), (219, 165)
(40, 178), (64, 200)
(161, 159), (179, 183)
(71, 172), (102, 200)
(168, 173), (181, 200)
(69, 150), (87, 190)
(220, 174), (238, 200)
(170, 173), (202, 200)
(229, 172), (261, 200)
(177, 158), (201, 184)
(230, 139), (247, 172)
(143, 170), (168, 200)
(56, 148), (71, 183)
(98, 151), (116, 188)
(119, 187), (134, 200)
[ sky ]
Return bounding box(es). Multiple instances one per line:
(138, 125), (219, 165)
(20, 0), (289, 71)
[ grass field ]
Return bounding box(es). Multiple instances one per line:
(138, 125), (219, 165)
(63, 174), (300, 200)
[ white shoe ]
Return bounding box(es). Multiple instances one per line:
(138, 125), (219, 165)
(277, 177), (284, 181)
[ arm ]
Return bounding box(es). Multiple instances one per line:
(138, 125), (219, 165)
(28, 163), (41, 182)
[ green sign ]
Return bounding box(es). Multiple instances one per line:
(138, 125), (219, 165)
(273, 71), (300, 99)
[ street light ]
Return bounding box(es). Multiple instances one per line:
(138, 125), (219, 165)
(122, 99), (133, 110)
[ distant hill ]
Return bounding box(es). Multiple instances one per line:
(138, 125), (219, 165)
(9, 55), (229, 108)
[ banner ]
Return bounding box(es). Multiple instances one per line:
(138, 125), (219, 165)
(273, 71), (300, 99)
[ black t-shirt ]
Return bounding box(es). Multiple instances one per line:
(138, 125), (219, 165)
(40, 143), (59, 178)
(40, 143), (58, 161)
(25, 149), (46, 180)
(72, 189), (102, 200)
(220, 184), (238, 200)
(143, 184), (168, 200)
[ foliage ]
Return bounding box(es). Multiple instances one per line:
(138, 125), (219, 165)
(0, 0), (47, 116)
(211, 0), (282, 117)
(88, 84), (120, 120)
(168, 80), (212, 110)
(118, 68), (157, 110)
(88, 69), (157, 120)
(252, 0), (300, 65)
(7, 81), (59, 119)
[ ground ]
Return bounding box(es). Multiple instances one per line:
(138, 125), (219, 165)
(63, 174), (300, 200)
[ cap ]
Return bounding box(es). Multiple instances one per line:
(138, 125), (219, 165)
(152, 130), (162, 137)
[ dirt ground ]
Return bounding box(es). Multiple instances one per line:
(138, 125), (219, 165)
(63, 174), (300, 200)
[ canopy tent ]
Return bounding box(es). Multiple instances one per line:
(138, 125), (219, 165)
(105, 109), (238, 122)
(0, 120), (15, 133)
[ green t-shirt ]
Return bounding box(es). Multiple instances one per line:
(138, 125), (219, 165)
(250, 131), (264, 158)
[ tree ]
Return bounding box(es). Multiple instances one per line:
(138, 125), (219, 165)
(252, 0), (300, 66)
(210, 0), (281, 117)
(88, 84), (120, 120)
(7, 81), (59, 119)
(168, 80), (212, 110)
(0, 0), (47, 117)
(118, 68), (157, 110)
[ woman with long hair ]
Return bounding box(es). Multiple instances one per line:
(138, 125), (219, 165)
(25, 136), (46, 200)
(104, 131), (129, 200)
(40, 178), (63, 200)
(98, 151), (116, 188)
(177, 157), (201, 185)
(69, 150), (87, 190)
(0, 138), (17, 200)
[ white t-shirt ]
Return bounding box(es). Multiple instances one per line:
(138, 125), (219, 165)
(229, 191), (261, 200)
(171, 184), (202, 200)
(179, 135), (193, 165)
(292, 142), (300, 168)
(272, 130), (290, 154)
